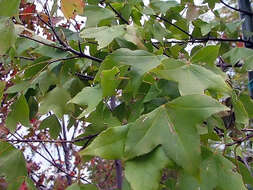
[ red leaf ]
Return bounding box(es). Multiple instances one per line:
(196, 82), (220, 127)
(19, 181), (28, 190)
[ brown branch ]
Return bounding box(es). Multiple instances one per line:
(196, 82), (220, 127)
(225, 133), (253, 146)
(41, 12), (104, 63)
(220, 0), (253, 16)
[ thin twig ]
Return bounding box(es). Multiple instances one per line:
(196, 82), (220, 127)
(220, 0), (253, 16)
(2, 133), (98, 144)
(19, 34), (66, 51)
(154, 15), (193, 38)
(225, 133), (253, 146)
(152, 37), (253, 46)
(10, 132), (90, 183)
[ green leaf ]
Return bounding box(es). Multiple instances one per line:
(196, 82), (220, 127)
(32, 46), (69, 58)
(239, 93), (253, 118)
(83, 5), (115, 27)
(79, 125), (129, 159)
(124, 25), (146, 50)
(125, 106), (170, 160)
(232, 92), (248, 125)
(0, 17), (17, 55)
(5, 81), (31, 94)
(37, 71), (58, 95)
(101, 67), (120, 97)
(155, 59), (230, 95)
(178, 149), (247, 190)
(200, 21), (219, 36)
(150, 0), (179, 14)
(68, 85), (103, 118)
(125, 94), (228, 175)
(223, 47), (253, 66)
(40, 114), (61, 139)
(191, 45), (220, 65)
(0, 81), (5, 101)
(66, 183), (97, 190)
(169, 19), (189, 40)
(6, 94), (30, 132)
(0, 0), (21, 16)
(28, 96), (38, 120)
(86, 102), (121, 130)
(39, 87), (72, 118)
(164, 94), (228, 174)
(0, 142), (27, 187)
(125, 147), (169, 190)
(108, 48), (165, 76)
(227, 157), (253, 186)
(80, 25), (126, 49)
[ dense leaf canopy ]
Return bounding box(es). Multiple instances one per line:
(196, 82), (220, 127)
(0, 0), (253, 189)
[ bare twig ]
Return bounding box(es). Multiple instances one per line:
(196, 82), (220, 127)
(9, 132), (91, 183)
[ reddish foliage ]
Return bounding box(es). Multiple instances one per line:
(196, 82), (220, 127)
(19, 181), (28, 190)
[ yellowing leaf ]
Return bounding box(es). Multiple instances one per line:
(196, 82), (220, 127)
(61, 0), (85, 19)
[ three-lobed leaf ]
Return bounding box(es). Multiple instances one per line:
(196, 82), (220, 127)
(155, 59), (230, 95)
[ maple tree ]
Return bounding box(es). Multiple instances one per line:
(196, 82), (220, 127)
(0, 0), (253, 189)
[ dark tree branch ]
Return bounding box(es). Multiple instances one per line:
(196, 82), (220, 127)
(75, 72), (95, 81)
(225, 133), (253, 146)
(220, 0), (253, 16)
(40, 141), (58, 167)
(107, 3), (129, 25)
(152, 36), (253, 46)
(154, 15), (193, 38)
(19, 34), (66, 51)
